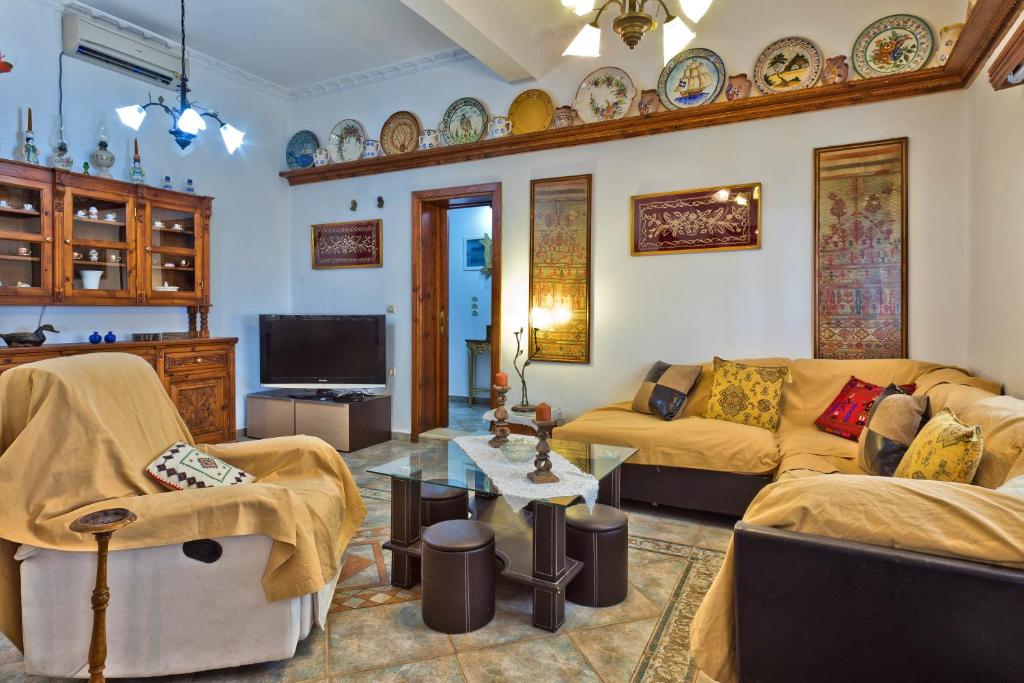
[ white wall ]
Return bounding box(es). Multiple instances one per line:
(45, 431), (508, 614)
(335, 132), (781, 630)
(0, 0), (292, 421)
(447, 206), (492, 399)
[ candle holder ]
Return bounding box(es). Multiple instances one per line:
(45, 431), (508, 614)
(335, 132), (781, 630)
(528, 419), (560, 484)
(489, 384), (511, 448)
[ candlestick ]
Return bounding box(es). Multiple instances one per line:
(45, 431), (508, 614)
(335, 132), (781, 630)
(489, 384), (511, 448)
(528, 419), (560, 484)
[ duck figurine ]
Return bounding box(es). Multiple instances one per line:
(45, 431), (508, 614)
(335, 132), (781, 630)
(0, 324), (59, 347)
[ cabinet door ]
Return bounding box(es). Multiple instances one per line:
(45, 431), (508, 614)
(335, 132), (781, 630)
(58, 184), (137, 302)
(142, 200), (204, 305)
(0, 170), (54, 302)
(168, 373), (230, 443)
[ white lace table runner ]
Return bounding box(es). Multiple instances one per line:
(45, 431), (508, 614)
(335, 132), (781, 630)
(454, 435), (598, 512)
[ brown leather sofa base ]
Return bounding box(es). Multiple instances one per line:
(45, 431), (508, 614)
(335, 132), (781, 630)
(734, 522), (1024, 683)
(620, 464), (772, 516)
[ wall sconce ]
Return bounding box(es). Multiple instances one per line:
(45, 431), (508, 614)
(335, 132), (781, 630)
(530, 303), (573, 354)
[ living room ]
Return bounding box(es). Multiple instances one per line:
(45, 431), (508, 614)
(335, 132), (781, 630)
(1, 0), (1023, 680)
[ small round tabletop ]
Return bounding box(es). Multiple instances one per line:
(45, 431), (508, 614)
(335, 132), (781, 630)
(70, 508), (138, 534)
(483, 407), (564, 427)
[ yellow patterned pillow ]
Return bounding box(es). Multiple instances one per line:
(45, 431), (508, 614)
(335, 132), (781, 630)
(894, 409), (983, 483)
(703, 357), (788, 432)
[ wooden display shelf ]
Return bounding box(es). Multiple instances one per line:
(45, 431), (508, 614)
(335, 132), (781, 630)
(0, 254), (40, 262)
(73, 260), (127, 268)
(71, 238), (130, 249)
(73, 216), (126, 227)
(0, 206), (41, 217)
(279, 0), (1021, 187)
(152, 265), (195, 271)
(152, 227), (195, 235)
(150, 246), (195, 256)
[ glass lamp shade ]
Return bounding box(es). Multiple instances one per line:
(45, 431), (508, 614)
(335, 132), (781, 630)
(663, 17), (696, 64)
(115, 105), (147, 130)
(563, 23), (601, 57)
(573, 0), (595, 15)
(219, 123), (245, 154)
(679, 0), (713, 23)
(177, 107), (207, 135)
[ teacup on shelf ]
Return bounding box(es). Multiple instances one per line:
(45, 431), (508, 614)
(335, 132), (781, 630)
(76, 209), (87, 217)
(0, 200), (9, 208)
(172, 223), (183, 230)
(104, 213), (117, 221)
(153, 220), (165, 228)
(16, 247), (31, 256)
(23, 203), (34, 212)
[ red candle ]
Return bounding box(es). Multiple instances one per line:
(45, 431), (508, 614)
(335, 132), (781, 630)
(536, 402), (552, 422)
(495, 371), (508, 387)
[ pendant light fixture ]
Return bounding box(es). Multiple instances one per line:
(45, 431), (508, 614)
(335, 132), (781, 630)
(115, 0), (245, 153)
(563, 0), (703, 64)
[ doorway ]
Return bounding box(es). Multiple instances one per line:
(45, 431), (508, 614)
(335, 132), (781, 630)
(411, 183), (501, 440)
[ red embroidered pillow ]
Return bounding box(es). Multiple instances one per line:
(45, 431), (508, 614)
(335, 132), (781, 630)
(815, 377), (916, 441)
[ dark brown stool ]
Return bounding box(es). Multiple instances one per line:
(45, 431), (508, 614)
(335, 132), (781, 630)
(420, 482), (469, 526)
(565, 503), (629, 607)
(421, 519), (496, 633)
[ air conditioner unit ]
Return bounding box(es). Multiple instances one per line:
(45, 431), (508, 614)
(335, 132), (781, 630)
(62, 13), (184, 90)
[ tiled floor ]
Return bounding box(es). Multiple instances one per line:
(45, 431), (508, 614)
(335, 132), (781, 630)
(0, 439), (735, 682)
(448, 400), (489, 432)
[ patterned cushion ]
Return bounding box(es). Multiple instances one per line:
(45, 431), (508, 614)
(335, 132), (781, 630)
(703, 357), (788, 432)
(815, 376), (917, 441)
(894, 409), (983, 483)
(146, 441), (255, 491)
(631, 361), (702, 420)
(857, 384), (929, 476)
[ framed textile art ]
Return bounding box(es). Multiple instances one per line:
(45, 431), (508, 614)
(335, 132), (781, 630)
(631, 183), (761, 256)
(529, 174), (592, 363)
(814, 138), (908, 359)
(311, 219), (382, 269)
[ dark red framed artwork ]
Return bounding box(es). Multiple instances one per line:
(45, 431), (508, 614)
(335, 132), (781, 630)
(631, 182), (761, 256)
(311, 219), (382, 269)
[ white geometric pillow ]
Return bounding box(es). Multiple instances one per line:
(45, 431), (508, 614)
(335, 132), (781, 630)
(146, 441), (255, 491)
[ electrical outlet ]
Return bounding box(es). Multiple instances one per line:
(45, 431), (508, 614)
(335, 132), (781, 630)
(386, 304), (396, 314)
(387, 367), (396, 377)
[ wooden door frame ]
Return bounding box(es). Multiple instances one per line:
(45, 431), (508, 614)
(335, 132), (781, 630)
(411, 182), (501, 441)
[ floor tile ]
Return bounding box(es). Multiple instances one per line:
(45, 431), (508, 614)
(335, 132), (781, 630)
(562, 580), (660, 631)
(457, 635), (600, 683)
(332, 655), (464, 682)
(695, 524), (733, 552)
(569, 617), (658, 683)
(449, 581), (539, 651)
(328, 602), (453, 676)
(191, 628), (326, 682)
(627, 550), (687, 607)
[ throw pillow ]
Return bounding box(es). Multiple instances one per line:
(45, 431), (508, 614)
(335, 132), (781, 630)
(703, 357), (788, 432)
(815, 376), (917, 441)
(631, 361), (702, 420)
(146, 441), (255, 491)
(857, 384), (929, 476)
(894, 409), (983, 483)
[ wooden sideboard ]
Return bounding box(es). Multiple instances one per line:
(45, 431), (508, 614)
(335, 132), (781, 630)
(0, 338), (237, 443)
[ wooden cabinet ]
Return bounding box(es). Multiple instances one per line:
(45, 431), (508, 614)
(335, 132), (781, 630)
(0, 338), (237, 443)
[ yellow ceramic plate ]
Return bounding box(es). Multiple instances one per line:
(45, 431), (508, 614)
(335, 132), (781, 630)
(508, 89), (554, 135)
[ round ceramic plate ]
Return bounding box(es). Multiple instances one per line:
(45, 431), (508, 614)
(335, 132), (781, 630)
(509, 89), (555, 134)
(328, 119), (367, 163)
(658, 48), (726, 110)
(380, 111), (421, 155)
(574, 67), (637, 123)
(852, 14), (934, 78)
(439, 98), (488, 145)
(285, 130), (319, 169)
(753, 36), (824, 95)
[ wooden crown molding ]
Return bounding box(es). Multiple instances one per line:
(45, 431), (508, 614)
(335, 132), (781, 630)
(988, 13), (1024, 89)
(281, 0), (1023, 187)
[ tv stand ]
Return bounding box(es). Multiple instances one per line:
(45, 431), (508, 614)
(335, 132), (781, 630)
(246, 390), (391, 452)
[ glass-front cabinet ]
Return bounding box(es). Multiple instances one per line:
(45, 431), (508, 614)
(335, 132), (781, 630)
(0, 164), (53, 302)
(143, 199), (204, 303)
(59, 181), (137, 302)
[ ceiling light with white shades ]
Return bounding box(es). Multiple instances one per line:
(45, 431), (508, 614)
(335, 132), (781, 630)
(562, 0), (712, 64)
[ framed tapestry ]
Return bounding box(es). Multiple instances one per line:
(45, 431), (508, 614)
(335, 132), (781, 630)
(311, 219), (382, 269)
(529, 174), (592, 363)
(814, 138), (908, 359)
(631, 182), (761, 255)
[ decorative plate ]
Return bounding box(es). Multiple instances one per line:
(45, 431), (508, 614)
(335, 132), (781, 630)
(574, 67), (637, 123)
(509, 89), (555, 134)
(439, 98), (488, 146)
(658, 48), (726, 110)
(380, 111), (421, 155)
(753, 36), (824, 95)
(852, 14), (934, 78)
(328, 119), (367, 163)
(285, 130), (319, 169)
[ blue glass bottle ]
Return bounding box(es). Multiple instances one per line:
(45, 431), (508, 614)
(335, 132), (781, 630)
(103, 331), (116, 343)
(88, 331), (102, 344)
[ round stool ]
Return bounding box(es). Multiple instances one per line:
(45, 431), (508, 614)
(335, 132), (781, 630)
(420, 482), (469, 526)
(565, 504), (629, 607)
(421, 519), (496, 633)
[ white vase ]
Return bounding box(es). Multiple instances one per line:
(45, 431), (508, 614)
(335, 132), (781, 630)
(80, 270), (103, 290)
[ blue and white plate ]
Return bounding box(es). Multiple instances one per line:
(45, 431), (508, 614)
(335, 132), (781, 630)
(285, 130), (320, 169)
(658, 48), (726, 110)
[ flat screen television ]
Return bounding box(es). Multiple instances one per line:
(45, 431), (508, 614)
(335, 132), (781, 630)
(259, 314), (386, 389)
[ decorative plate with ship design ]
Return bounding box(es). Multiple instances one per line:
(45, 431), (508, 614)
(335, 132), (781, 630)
(573, 67), (637, 123)
(852, 14), (934, 78)
(658, 48), (726, 110)
(285, 130), (319, 169)
(753, 37), (824, 95)
(439, 97), (488, 146)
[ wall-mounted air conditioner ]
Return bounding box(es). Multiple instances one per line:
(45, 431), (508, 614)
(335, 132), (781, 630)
(62, 13), (184, 90)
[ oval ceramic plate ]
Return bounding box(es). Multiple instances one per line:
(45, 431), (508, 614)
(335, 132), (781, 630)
(508, 89), (555, 134)
(574, 67), (637, 123)
(753, 36), (824, 95)
(380, 111), (421, 155)
(439, 97), (488, 145)
(285, 130), (319, 169)
(658, 48), (726, 110)
(852, 14), (934, 78)
(328, 119), (367, 162)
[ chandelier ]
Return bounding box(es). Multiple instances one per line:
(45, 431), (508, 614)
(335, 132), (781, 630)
(115, 0), (244, 153)
(563, 0), (712, 63)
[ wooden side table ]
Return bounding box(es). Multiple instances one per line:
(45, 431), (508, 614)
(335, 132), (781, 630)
(466, 339), (491, 406)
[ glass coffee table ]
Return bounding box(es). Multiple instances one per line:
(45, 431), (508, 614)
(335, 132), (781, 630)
(369, 436), (637, 632)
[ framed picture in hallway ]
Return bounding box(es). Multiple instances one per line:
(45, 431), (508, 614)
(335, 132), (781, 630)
(529, 174), (592, 364)
(311, 219), (383, 269)
(814, 138), (908, 359)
